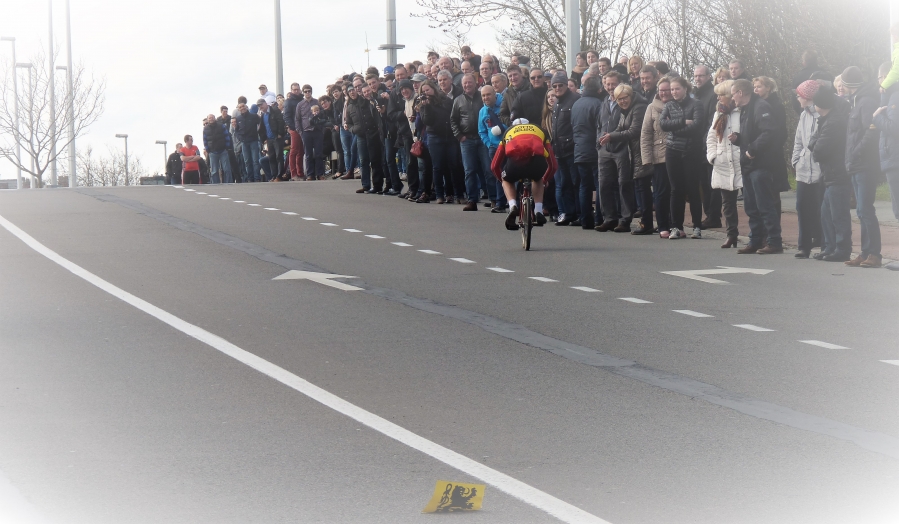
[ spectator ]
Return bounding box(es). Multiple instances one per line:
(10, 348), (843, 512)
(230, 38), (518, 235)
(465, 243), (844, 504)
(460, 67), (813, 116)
(791, 79), (825, 258)
(586, 50), (599, 66)
(257, 98), (287, 182)
(165, 142), (183, 185)
(478, 85), (506, 210)
(753, 76), (791, 203)
(437, 69), (462, 99)
(258, 84), (277, 106)
(491, 73), (508, 96)
(841, 66), (883, 268)
(438, 56), (464, 87)
(297, 84), (325, 180)
(500, 65), (530, 125)
(346, 80), (386, 193)
(730, 78), (783, 254)
(792, 50), (824, 114)
(511, 67), (548, 128)
(651, 61), (671, 76)
(391, 79), (421, 199)
(628, 56), (644, 88)
(549, 71), (581, 226)
(810, 87), (853, 261)
(384, 65), (410, 195)
(317, 95), (341, 179)
(340, 83), (360, 180)
(452, 73), (491, 210)
(596, 71), (624, 232)
(202, 112), (234, 183)
(234, 103), (261, 182)
(599, 82), (648, 232)
(419, 80), (457, 204)
(638, 64), (660, 100)
(216, 106), (241, 184)
(329, 85), (348, 179)
(284, 83), (305, 180)
(834, 75), (847, 97)
(874, 61), (899, 226)
(572, 75), (604, 229)
(660, 76), (705, 239)
(427, 51), (440, 66)
(461, 45), (482, 72)
(598, 57), (612, 76)
(729, 59), (750, 81)
(179, 135), (202, 185)
(706, 80), (743, 247)
(480, 61), (495, 89)
(713, 67), (730, 85)
(641, 76), (673, 237)
(571, 52), (588, 87)
(694, 64), (722, 229)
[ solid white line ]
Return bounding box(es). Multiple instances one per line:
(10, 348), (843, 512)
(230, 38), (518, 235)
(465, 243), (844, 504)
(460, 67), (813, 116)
(0, 213), (610, 524)
(733, 324), (775, 332)
(799, 340), (849, 350)
(881, 360), (899, 366)
(529, 277), (558, 282)
(449, 257), (475, 263)
(487, 267), (514, 273)
(673, 310), (714, 318)
(618, 297), (652, 304)
(247, 204), (261, 207)
(391, 242), (412, 247)
(282, 212), (297, 215)
(264, 208), (280, 211)
(301, 217), (317, 221)
(571, 286), (601, 292)
(320, 223), (338, 226)
(365, 235), (385, 239)
(418, 249), (442, 255)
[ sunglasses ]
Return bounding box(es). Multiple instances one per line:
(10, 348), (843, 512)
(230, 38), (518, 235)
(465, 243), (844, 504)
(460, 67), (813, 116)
(529, 76), (542, 80)
(303, 89), (312, 93)
(552, 83), (565, 88)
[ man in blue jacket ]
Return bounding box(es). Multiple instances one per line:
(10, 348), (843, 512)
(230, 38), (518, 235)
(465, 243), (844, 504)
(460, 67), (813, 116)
(478, 85), (506, 211)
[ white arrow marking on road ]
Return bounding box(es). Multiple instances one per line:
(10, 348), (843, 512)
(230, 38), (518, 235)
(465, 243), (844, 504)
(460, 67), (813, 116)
(661, 266), (773, 284)
(273, 270), (363, 291)
(881, 360), (899, 366)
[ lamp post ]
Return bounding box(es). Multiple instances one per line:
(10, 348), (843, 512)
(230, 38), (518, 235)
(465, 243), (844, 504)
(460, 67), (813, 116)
(378, 0), (405, 66)
(274, 0), (283, 96)
(1, 36), (23, 190)
(116, 134), (129, 184)
(155, 140), (167, 171)
(65, 0), (76, 187)
(17, 62), (36, 189)
(564, 0), (579, 73)
(48, 0), (58, 187)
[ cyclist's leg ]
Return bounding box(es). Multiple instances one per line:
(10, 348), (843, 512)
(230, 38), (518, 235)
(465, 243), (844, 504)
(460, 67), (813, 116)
(502, 180), (518, 204)
(532, 180), (545, 203)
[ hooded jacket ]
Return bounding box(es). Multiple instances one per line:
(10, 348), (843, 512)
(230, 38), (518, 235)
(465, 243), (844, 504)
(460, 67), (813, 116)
(551, 88), (581, 158)
(571, 83), (603, 164)
(874, 82), (899, 172)
(706, 107), (743, 191)
(659, 96), (705, 153)
(640, 97), (668, 165)
(845, 82), (882, 173)
(810, 97), (851, 186)
(791, 105), (822, 184)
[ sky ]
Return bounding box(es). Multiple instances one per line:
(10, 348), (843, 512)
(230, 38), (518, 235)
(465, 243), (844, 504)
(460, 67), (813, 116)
(0, 0), (503, 178)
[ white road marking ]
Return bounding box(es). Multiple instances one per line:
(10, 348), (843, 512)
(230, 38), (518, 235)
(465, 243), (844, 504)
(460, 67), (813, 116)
(301, 217), (318, 221)
(487, 267), (515, 273)
(571, 286), (601, 292)
(320, 223), (338, 226)
(418, 250), (442, 255)
(673, 310), (714, 318)
(273, 270), (363, 292)
(733, 324), (775, 332)
(196, 192), (207, 195)
(618, 297), (652, 304)
(282, 212), (297, 215)
(799, 340), (849, 350)
(264, 207), (280, 211)
(391, 242), (413, 247)
(365, 235), (385, 239)
(234, 200), (246, 203)
(208, 195), (219, 197)
(344, 228), (363, 233)
(184, 189), (195, 192)
(449, 257), (475, 263)
(247, 204), (261, 207)
(172, 185), (184, 188)
(661, 266), (774, 285)
(0, 213), (610, 524)
(220, 197), (231, 200)
(529, 277), (558, 282)
(0, 467), (47, 524)
(881, 360), (899, 366)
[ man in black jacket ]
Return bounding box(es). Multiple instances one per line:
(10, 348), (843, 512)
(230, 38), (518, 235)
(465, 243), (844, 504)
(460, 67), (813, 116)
(729, 79), (783, 254)
(452, 74), (490, 210)
(202, 114), (233, 183)
(810, 88), (853, 261)
(550, 71), (581, 226)
(346, 80), (386, 193)
(693, 64), (722, 228)
(257, 99), (286, 181)
(596, 71), (624, 231)
(841, 66), (883, 267)
(165, 143), (183, 185)
(499, 65), (530, 126)
(383, 65), (408, 195)
(511, 68), (548, 129)
(234, 103), (262, 182)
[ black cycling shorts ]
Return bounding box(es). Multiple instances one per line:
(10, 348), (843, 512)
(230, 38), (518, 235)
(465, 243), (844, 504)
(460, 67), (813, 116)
(501, 155), (547, 183)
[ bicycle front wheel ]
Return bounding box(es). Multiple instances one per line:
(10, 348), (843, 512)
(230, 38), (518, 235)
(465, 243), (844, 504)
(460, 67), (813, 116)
(522, 197), (533, 250)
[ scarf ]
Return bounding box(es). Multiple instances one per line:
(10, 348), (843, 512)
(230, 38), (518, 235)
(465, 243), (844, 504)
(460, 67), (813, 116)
(714, 100), (735, 141)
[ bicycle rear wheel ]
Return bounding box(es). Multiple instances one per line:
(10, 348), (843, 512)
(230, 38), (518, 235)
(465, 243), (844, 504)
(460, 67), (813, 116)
(522, 197), (533, 250)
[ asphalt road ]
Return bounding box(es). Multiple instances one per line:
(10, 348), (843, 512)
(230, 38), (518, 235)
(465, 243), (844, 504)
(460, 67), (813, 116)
(1, 181), (897, 524)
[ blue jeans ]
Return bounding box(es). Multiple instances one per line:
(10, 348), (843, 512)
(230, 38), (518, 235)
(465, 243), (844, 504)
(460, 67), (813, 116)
(743, 168), (782, 248)
(489, 145), (507, 208)
(356, 135), (371, 190)
(652, 164), (671, 231)
(208, 150), (233, 184)
(575, 162), (597, 224)
(821, 183), (852, 256)
(428, 135), (457, 199)
(341, 129), (358, 174)
(240, 140), (261, 182)
(459, 138), (490, 203)
(795, 180), (824, 251)
(887, 169), (899, 220)
(555, 155), (577, 218)
(852, 171), (881, 257)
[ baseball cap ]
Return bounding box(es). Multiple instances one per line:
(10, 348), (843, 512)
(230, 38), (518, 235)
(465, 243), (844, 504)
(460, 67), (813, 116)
(258, 84), (267, 90)
(257, 98), (266, 105)
(383, 66), (395, 75)
(411, 73), (427, 82)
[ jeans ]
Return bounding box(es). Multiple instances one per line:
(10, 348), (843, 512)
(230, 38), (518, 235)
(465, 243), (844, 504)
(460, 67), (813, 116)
(417, 144), (432, 198)
(665, 150), (702, 230)
(635, 175), (653, 228)
(400, 135), (418, 196)
(820, 183), (852, 256)
(428, 135), (458, 199)
(489, 146), (507, 208)
(301, 130), (325, 179)
(795, 180), (824, 251)
(851, 171), (881, 257)
(384, 137), (402, 191)
(743, 168), (782, 249)
(240, 140), (261, 182)
(599, 154), (635, 224)
(886, 169), (899, 220)
(652, 163), (671, 231)
(289, 129), (305, 178)
(459, 138), (490, 203)
(555, 155), (577, 218)
(575, 162), (597, 224)
(341, 129), (358, 174)
(208, 150), (233, 184)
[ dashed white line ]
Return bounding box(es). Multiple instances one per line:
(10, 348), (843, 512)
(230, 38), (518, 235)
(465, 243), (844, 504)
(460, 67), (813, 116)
(418, 250), (442, 255)
(219, 197), (231, 200)
(282, 211), (297, 215)
(799, 340), (849, 349)
(247, 204), (261, 207)
(320, 222), (338, 226)
(391, 242), (413, 247)
(673, 310), (714, 318)
(184, 189), (196, 192)
(234, 200), (246, 203)
(449, 257), (476, 264)
(264, 207), (280, 211)
(881, 360), (899, 366)
(618, 297), (653, 304)
(365, 234), (385, 239)
(529, 277), (558, 282)
(301, 217), (318, 221)
(173, 185), (184, 188)
(487, 267), (515, 273)
(344, 228), (363, 233)
(733, 324), (775, 332)
(208, 194), (219, 197)
(571, 286), (601, 292)
(196, 192), (207, 195)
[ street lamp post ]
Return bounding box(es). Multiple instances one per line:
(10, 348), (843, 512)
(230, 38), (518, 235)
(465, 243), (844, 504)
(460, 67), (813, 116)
(378, 0), (405, 66)
(1, 36), (23, 190)
(65, 0), (76, 187)
(48, 0), (58, 187)
(564, 0), (579, 74)
(155, 140), (167, 174)
(274, 0), (284, 96)
(17, 62), (36, 189)
(116, 134), (129, 184)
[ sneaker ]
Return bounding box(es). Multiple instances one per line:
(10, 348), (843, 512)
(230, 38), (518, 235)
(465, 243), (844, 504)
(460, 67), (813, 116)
(385, 188), (401, 196)
(690, 227), (702, 239)
(669, 228), (686, 239)
(505, 206), (519, 230)
(660, 230), (670, 239)
(535, 212), (547, 226)
(400, 172), (408, 181)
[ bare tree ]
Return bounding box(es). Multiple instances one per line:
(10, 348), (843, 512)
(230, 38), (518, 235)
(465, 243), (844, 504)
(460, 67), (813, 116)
(76, 145), (146, 187)
(0, 49), (105, 188)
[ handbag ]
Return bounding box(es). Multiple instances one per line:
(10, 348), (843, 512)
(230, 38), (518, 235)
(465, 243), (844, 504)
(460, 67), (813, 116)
(410, 138), (425, 158)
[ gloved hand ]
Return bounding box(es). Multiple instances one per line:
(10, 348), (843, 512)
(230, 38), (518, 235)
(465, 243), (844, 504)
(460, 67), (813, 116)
(491, 126), (502, 136)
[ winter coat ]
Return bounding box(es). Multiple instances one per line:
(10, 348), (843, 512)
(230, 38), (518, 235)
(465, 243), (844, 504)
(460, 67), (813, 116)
(345, 96), (382, 140)
(735, 94), (778, 174)
(810, 98), (851, 187)
(499, 81), (530, 126)
(450, 91), (483, 139)
(874, 83), (899, 172)
(845, 82), (882, 174)
(791, 105), (822, 184)
(283, 93), (300, 131)
(640, 97), (668, 165)
(693, 81), (718, 149)
(420, 96), (454, 140)
(385, 86), (405, 139)
(571, 86), (603, 164)
(598, 97), (623, 157)
(259, 105), (286, 140)
(511, 85), (548, 129)
(551, 89), (581, 158)
(202, 120), (230, 153)
(706, 109), (743, 191)
(234, 111), (261, 144)
(478, 93), (505, 149)
(165, 151), (183, 178)
(762, 91), (791, 191)
(607, 94), (649, 177)
(659, 97), (705, 153)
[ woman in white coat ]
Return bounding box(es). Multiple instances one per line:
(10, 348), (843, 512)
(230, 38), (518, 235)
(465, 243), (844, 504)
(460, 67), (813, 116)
(705, 80), (743, 248)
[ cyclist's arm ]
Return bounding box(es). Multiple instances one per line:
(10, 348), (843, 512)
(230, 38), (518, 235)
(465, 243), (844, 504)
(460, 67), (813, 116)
(491, 143), (507, 180)
(542, 142), (557, 183)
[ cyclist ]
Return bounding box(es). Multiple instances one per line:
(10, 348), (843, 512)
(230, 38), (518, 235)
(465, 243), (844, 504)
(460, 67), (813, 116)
(490, 118), (557, 230)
